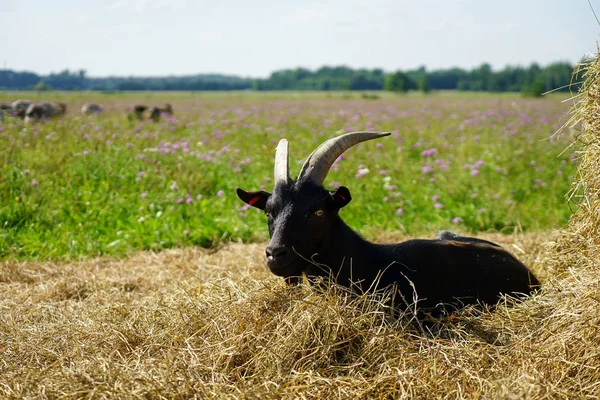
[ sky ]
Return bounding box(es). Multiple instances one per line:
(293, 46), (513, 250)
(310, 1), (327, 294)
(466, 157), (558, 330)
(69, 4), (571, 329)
(1, 0), (599, 78)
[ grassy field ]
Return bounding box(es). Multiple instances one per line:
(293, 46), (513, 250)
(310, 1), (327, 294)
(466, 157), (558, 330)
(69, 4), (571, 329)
(0, 92), (578, 260)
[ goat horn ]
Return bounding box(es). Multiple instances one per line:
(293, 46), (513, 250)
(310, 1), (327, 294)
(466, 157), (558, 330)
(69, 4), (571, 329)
(274, 139), (290, 184)
(298, 131), (391, 186)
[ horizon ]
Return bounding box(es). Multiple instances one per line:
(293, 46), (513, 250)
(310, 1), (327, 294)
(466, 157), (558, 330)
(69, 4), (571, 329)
(1, 59), (581, 79)
(1, 0), (599, 78)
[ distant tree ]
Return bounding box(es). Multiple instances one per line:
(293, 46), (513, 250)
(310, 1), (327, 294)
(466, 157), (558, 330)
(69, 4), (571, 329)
(427, 68), (468, 90)
(0, 70), (40, 89)
(456, 78), (470, 91)
(417, 74), (430, 93)
(522, 78), (545, 97)
(466, 63), (495, 91)
(0, 62), (579, 92)
(542, 61), (577, 92)
(33, 81), (52, 91)
(384, 71), (410, 92)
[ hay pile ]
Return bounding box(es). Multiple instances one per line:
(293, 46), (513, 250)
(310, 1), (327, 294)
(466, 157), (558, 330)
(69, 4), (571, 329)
(0, 232), (597, 399)
(544, 56), (600, 278)
(2, 62), (600, 398)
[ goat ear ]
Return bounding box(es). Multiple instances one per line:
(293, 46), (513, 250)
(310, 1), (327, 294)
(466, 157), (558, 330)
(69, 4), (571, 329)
(236, 188), (271, 210)
(329, 186), (352, 208)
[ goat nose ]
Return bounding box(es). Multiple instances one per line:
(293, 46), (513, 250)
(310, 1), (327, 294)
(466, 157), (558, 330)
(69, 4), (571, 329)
(266, 246), (288, 260)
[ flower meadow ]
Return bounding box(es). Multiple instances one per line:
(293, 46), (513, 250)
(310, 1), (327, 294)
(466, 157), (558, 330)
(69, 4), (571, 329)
(0, 92), (578, 260)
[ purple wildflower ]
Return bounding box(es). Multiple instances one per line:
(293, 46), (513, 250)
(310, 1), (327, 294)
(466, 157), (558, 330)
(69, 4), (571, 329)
(421, 165), (435, 174)
(421, 148), (437, 157)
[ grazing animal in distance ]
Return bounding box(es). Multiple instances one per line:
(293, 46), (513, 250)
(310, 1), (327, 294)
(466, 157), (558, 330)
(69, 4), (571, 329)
(128, 104), (148, 121)
(81, 103), (103, 115)
(149, 103), (174, 122)
(11, 99), (33, 119)
(236, 132), (540, 318)
(24, 101), (67, 123)
(149, 106), (162, 122)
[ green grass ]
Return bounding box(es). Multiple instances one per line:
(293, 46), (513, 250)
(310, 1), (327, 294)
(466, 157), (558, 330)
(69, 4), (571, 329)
(0, 92), (578, 260)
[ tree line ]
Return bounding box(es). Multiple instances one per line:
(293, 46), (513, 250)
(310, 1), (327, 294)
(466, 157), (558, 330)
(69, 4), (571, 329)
(0, 61), (580, 95)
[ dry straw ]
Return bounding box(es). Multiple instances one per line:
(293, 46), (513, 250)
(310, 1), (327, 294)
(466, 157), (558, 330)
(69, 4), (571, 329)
(2, 62), (600, 398)
(543, 55), (600, 277)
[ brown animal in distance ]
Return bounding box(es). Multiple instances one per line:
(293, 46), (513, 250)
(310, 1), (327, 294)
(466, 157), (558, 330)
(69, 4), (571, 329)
(149, 103), (174, 122)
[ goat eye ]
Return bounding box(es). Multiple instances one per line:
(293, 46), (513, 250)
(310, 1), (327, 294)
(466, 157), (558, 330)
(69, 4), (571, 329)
(265, 212), (272, 218)
(314, 210), (324, 217)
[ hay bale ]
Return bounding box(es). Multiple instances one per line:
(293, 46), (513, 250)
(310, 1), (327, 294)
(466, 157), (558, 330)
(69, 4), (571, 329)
(544, 56), (600, 275)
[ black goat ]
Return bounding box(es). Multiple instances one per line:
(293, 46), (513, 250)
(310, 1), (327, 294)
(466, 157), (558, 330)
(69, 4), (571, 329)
(237, 132), (540, 317)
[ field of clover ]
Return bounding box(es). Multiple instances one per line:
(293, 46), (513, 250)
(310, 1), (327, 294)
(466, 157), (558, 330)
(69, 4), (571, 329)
(0, 92), (578, 260)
